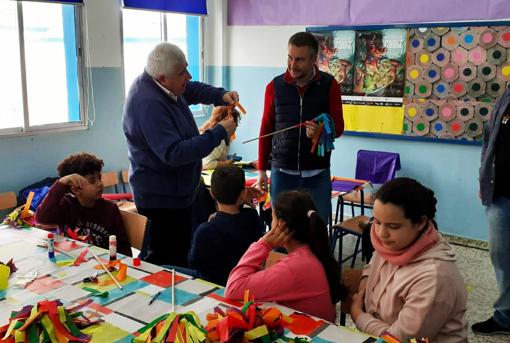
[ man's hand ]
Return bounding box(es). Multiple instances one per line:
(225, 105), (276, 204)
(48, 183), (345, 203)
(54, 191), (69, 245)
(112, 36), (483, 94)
(254, 171), (269, 192)
(223, 91), (239, 104)
(305, 120), (319, 139)
(59, 173), (88, 190)
(218, 116), (237, 137)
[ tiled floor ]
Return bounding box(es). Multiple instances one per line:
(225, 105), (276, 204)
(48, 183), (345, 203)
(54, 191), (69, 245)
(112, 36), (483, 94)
(336, 234), (510, 342)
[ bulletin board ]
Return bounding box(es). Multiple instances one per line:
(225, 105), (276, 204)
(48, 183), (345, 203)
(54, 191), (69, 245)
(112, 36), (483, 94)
(308, 22), (510, 144)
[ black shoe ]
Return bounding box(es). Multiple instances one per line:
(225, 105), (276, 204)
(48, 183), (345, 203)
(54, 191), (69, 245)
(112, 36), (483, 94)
(472, 317), (510, 336)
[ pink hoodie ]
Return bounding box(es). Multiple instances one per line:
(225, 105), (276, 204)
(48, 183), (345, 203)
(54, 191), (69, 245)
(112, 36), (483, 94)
(225, 239), (335, 322)
(355, 227), (468, 342)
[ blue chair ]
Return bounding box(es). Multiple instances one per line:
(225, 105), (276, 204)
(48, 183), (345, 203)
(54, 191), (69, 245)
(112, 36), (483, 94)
(331, 150), (401, 270)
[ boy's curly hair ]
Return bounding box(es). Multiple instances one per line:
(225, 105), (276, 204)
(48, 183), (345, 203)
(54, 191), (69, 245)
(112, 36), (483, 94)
(57, 152), (104, 178)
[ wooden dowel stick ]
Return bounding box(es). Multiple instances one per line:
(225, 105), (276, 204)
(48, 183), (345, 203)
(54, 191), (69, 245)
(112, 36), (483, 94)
(89, 248), (123, 290)
(242, 122), (305, 144)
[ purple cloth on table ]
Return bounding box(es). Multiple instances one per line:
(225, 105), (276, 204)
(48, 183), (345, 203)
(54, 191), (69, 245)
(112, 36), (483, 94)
(356, 150), (401, 184)
(332, 180), (364, 193)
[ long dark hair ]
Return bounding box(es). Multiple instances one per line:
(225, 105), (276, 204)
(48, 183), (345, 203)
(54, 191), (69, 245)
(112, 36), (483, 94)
(375, 177), (438, 228)
(273, 191), (346, 303)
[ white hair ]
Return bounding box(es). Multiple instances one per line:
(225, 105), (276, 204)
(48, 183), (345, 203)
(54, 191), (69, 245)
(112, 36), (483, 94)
(145, 43), (186, 78)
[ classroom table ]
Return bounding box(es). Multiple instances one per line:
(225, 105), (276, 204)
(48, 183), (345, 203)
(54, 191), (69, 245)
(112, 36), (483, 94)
(0, 225), (373, 342)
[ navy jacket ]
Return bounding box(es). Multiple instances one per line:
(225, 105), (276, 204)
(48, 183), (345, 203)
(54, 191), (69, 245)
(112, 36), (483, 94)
(272, 71), (333, 170)
(188, 209), (261, 285)
(480, 85), (510, 206)
(123, 71), (227, 208)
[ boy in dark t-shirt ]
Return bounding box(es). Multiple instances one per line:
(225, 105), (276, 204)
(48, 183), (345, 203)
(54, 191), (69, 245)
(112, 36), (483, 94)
(36, 152), (131, 256)
(188, 166), (261, 285)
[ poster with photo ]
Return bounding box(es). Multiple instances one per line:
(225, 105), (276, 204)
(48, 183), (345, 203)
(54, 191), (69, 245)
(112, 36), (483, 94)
(312, 30), (356, 95)
(353, 29), (407, 99)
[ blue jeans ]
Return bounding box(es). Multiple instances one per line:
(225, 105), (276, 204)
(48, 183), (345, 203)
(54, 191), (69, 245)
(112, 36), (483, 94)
(270, 168), (331, 224)
(486, 196), (510, 329)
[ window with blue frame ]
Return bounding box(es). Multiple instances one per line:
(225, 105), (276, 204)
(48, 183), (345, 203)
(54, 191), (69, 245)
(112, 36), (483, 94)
(0, 1), (85, 135)
(122, 9), (204, 115)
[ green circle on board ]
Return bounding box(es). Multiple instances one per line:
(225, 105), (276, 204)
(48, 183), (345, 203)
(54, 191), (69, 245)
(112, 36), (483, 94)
(403, 122), (409, 131)
(405, 86), (411, 94)
(480, 107), (489, 115)
(493, 50), (502, 59)
(472, 83), (481, 91)
(416, 123), (426, 131)
(469, 123), (478, 130)
(419, 85), (427, 93)
(482, 67), (492, 75)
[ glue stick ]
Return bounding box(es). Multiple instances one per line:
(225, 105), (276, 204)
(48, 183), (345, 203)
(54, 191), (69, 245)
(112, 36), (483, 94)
(47, 233), (55, 259)
(109, 235), (117, 261)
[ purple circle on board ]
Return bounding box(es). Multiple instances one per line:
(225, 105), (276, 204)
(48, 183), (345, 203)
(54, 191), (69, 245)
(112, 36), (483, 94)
(426, 108), (435, 116)
(412, 39), (420, 48)
(428, 70), (437, 78)
(427, 38), (436, 46)
(437, 53), (445, 61)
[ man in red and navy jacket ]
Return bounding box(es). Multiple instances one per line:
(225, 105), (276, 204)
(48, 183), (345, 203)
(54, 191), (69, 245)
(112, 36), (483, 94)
(256, 32), (344, 223)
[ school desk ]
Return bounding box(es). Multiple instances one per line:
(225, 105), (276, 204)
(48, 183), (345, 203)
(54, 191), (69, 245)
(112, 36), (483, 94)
(0, 224), (373, 342)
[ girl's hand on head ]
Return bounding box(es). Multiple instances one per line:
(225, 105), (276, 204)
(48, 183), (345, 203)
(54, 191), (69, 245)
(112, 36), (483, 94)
(263, 220), (292, 248)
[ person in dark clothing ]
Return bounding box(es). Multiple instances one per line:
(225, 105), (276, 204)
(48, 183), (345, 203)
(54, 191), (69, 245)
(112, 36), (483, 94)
(122, 43), (238, 267)
(472, 85), (510, 336)
(255, 32), (344, 223)
(36, 152), (131, 256)
(188, 166), (262, 285)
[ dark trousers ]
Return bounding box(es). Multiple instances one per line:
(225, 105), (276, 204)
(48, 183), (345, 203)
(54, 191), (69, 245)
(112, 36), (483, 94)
(137, 206), (192, 267)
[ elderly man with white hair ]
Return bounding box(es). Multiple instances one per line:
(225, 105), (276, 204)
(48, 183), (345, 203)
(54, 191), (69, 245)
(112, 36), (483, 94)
(123, 42), (238, 267)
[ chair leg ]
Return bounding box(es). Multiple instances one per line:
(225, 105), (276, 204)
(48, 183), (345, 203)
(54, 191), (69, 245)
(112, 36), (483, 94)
(330, 229), (338, 254)
(340, 312), (346, 326)
(338, 231), (344, 270)
(350, 236), (362, 269)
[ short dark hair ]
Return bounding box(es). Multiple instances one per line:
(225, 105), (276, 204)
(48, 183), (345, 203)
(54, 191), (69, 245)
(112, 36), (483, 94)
(57, 152), (104, 178)
(375, 177), (437, 224)
(288, 32), (319, 56)
(210, 166), (245, 205)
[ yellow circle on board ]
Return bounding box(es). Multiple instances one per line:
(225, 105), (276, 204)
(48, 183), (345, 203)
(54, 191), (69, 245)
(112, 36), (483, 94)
(502, 65), (510, 76)
(408, 108), (417, 116)
(410, 70), (419, 79)
(420, 54), (429, 63)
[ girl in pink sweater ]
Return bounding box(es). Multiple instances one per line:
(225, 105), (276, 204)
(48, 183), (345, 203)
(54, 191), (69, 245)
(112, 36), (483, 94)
(351, 178), (467, 342)
(225, 191), (345, 322)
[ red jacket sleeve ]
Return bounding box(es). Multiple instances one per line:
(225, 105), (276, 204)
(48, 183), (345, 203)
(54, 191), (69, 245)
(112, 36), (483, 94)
(35, 182), (70, 225)
(329, 78), (344, 138)
(257, 81), (275, 171)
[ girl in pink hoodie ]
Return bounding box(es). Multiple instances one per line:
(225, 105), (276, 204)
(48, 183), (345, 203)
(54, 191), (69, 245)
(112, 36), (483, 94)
(225, 191), (346, 322)
(351, 177), (468, 342)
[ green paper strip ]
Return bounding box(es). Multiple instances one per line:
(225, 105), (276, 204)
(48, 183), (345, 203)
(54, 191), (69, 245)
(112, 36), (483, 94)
(153, 312), (177, 343)
(83, 286), (109, 297)
(134, 313), (169, 343)
(41, 315), (59, 343)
